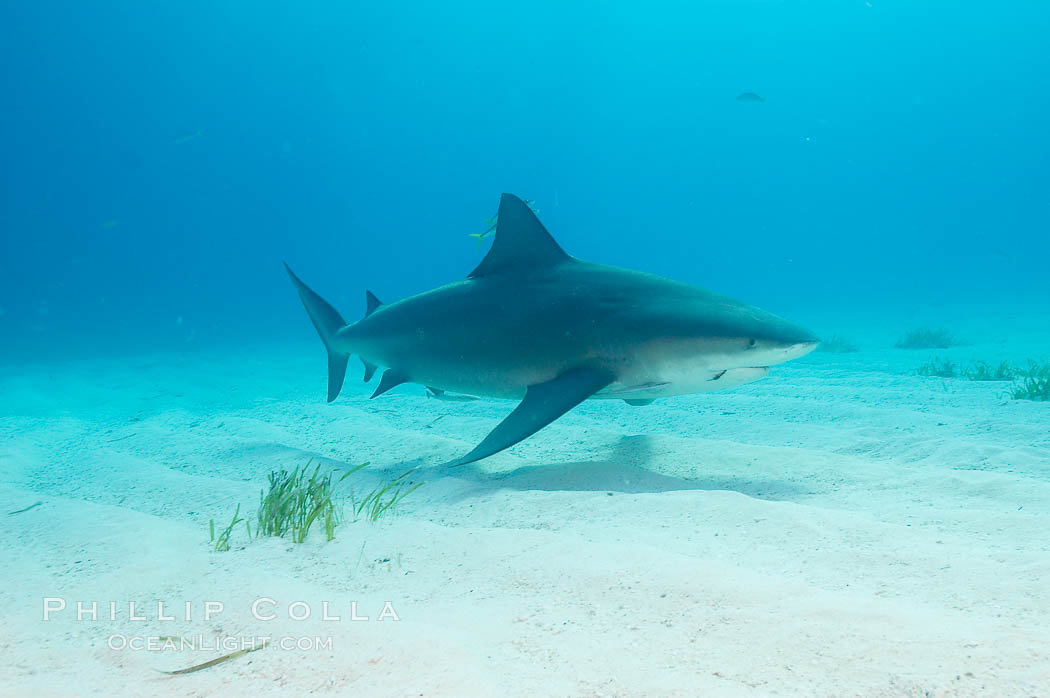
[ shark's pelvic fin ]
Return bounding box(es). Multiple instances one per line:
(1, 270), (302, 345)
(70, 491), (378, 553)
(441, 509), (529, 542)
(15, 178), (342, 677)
(362, 359), (378, 382)
(284, 262), (349, 403)
(446, 366), (614, 467)
(467, 193), (571, 278)
(365, 290), (383, 317)
(371, 369), (409, 399)
(624, 398), (655, 406)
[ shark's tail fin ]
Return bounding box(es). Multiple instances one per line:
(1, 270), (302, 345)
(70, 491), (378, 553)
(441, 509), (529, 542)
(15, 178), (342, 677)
(284, 262), (349, 402)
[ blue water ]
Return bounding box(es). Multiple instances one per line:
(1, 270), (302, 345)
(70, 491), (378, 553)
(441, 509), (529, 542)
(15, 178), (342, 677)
(2, 0), (1048, 362)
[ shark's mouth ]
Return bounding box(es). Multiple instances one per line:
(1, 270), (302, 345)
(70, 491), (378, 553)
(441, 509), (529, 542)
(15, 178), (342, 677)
(708, 367), (769, 381)
(600, 366), (771, 400)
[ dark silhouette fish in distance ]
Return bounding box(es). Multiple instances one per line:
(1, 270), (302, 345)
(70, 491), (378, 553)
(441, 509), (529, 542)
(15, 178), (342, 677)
(286, 194), (818, 467)
(736, 92), (766, 103)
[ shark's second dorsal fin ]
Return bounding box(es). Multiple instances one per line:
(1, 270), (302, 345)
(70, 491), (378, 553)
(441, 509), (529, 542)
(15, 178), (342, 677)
(361, 358), (378, 382)
(365, 290), (383, 316)
(468, 193), (570, 278)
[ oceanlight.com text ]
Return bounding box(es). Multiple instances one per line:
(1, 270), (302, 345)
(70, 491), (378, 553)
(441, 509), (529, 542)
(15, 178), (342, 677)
(107, 634), (334, 652)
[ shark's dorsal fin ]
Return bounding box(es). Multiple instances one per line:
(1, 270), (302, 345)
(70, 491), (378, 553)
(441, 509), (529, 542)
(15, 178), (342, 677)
(365, 290), (383, 316)
(468, 193), (570, 278)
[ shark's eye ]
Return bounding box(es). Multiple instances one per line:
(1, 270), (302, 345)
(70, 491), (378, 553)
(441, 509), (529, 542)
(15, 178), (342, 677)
(747, 338), (758, 348)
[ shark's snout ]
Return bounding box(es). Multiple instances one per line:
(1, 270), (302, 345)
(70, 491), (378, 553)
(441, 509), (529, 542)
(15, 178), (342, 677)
(742, 338), (817, 369)
(780, 340), (820, 362)
(743, 318), (820, 367)
(767, 318), (820, 348)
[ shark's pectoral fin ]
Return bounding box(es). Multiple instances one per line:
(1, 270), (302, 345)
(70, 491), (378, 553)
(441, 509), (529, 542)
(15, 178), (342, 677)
(624, 398), (655, 406)
(446, 366), (614, 467)
(371, 370), (409, 398)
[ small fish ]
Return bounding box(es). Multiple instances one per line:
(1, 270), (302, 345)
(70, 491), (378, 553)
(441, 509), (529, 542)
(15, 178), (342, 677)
(8, 501), (43, 515)
(99, 219), (119, 230)
(736, 92), (766, 103)
(471, 201), (539, 245)
(158, 639), (269, 675)
(470, 216), (499, 245)
(425, 387), (479, 402)
(172, 129), (204, 144)
(423, 414), (446, 429)
(470, 201), (538, 245)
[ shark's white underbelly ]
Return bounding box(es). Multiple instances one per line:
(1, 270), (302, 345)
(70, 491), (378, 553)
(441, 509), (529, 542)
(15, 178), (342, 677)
(372, 352), (770, 401)
(355, 331), (772, 401)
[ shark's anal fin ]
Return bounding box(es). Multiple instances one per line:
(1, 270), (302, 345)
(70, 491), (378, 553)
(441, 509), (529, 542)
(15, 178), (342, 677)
(624, 398), (655, 406)
(446, 366), (614, 467)
(370, 370), (409, 399)
(362, 359), (378, 382)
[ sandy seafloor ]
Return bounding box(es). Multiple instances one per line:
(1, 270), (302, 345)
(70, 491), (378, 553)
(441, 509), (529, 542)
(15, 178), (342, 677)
(2, 316), (1049, 697)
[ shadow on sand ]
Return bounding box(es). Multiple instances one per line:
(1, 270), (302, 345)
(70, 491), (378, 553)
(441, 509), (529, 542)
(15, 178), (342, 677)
(430, 435), (813, 502)
(271, 434), (813, 503)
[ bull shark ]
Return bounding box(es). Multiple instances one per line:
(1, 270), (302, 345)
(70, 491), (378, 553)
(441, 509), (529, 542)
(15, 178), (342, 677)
(286, 193), (818, 467)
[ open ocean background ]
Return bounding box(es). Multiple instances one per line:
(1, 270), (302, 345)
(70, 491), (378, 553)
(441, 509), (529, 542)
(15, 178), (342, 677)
(2, 0), (1048, 361)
